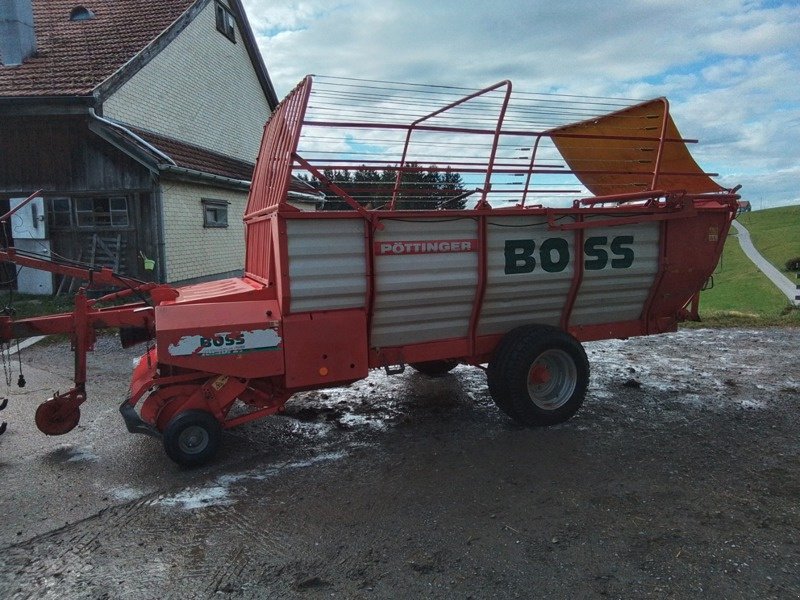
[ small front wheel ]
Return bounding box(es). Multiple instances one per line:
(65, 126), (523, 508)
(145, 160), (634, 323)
(488, 325), (589, 426)
(162, 410), (222, 467)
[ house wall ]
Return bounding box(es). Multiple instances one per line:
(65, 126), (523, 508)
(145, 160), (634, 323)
(103, 0), (271, 164)
(160, 178), (246, 283)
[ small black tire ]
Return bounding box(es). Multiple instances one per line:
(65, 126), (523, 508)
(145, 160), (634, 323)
(162, 410), (222, 467)
(488, 325), (589, 426)
(410, 360), (459, 377)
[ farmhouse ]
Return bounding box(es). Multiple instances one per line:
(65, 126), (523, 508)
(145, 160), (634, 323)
(0, 0), (278, 292)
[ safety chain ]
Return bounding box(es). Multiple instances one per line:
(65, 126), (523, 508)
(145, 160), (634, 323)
(1, 340), (11, 387)
(0, 339), (27, 436)
(0, 342), (8, 435)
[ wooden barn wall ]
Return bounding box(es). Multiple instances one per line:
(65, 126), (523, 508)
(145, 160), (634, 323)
(0, 115), (153, 194)
(0, 115), (158, 281)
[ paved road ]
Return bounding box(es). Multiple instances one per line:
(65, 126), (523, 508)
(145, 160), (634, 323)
(731, 219), (799, 305)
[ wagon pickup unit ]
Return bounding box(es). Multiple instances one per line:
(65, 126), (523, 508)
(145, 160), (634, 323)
(0, 76), (739, 465)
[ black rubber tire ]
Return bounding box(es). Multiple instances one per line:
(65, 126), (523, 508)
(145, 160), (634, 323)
(487, 326), (532, 420)
(488, 325), (589, 426)
(162, 410), (222, 467)
(410, 359), (459, 377)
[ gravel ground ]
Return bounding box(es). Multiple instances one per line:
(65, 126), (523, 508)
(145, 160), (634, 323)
(0, 328), (798, 598)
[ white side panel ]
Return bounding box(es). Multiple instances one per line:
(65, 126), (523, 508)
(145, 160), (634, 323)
(14, 239), (53, 295)
(287, 219), (367, 312)
(371, 218), (478, 347)
(570, 221), (660, 326)
(10, 197), (46, 239)
(479, 216), (575, 336)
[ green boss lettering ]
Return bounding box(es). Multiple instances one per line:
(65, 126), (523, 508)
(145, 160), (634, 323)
(504, 236), (635, 275)
(504, 238), (570, 274)
(584, 235), (635, 270)
(504, 239), (537, 274)
(583, 236), (608, 270)
(540, 238), (569, 273)
(610, 235), (634, 268)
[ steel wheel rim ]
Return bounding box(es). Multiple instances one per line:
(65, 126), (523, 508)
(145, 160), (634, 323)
(178, 425), (210, 455)
(526, 349), (577, 410)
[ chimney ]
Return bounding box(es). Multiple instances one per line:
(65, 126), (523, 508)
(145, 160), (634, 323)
(0, 0), (37, 66)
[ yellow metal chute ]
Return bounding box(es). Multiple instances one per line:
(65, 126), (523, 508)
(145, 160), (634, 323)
(546, 99), (724, 196)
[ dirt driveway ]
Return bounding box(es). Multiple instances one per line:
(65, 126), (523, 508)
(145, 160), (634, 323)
(0, 328), (798, 598)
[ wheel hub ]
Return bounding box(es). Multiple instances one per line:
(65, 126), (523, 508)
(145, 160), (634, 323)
(526, 349), (577, 410)
(528, 364), (551, 385)
(178, 425), (209, 455)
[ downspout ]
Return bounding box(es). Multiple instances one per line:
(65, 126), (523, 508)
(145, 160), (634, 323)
(152, 176), (167, 284)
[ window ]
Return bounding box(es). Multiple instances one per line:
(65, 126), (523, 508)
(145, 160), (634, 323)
(75, 197), (129, 228)
(202, 199), (229, 228)
(215, 1), (236, 43)
(48, 197), (72, 228)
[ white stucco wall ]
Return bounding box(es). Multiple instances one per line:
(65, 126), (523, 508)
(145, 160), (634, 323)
(103, 0), (271, 163)
(160, 179), (247, 283)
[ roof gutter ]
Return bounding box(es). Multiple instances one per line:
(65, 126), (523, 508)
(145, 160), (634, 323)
(158, 164), (251, 190)
(88, 110), (252, 190)
(0, 95), (95, 115)
(88, 108), (176, 166)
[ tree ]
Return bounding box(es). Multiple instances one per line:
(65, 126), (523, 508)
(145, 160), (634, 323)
(315, 164), (466, 211)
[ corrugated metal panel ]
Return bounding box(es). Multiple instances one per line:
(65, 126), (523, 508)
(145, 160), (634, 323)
(479, 216), (575, 335)
(570, 221), (660, 325)
(371, 218), (478, 347)
(286, 219), (367, 312)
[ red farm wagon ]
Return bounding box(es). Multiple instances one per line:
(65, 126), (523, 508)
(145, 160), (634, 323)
(0, 76), (739, 465)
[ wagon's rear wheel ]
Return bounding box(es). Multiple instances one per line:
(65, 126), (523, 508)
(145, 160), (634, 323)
(488, 325), (589, 426)
(163, 410), (222, 467)
(410, 359), (459, 377)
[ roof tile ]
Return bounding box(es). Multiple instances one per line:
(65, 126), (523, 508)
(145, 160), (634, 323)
(0, 0), (196, 97)
(132, 127), (255, 181)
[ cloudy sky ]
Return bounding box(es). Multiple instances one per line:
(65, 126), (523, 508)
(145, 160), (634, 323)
(242, 0), (800, 209)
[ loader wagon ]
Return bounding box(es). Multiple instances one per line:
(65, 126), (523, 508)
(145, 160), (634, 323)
(0, 76), (739, 465)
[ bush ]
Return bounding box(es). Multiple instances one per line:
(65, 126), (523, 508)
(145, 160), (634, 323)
(785, 257), (800, 272)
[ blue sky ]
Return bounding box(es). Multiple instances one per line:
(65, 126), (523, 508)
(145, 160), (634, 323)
(242, 0), (800, 209)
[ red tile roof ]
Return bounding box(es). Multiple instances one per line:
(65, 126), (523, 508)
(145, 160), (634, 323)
(0, 0), (195, 97)
(132, 127), (254, 181)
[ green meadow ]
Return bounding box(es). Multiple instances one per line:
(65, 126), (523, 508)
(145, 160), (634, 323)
(693, 205), (799, 327)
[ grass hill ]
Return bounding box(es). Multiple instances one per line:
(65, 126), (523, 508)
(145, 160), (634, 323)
(736, 205), (800, 274)
(694, 205), (799, 327)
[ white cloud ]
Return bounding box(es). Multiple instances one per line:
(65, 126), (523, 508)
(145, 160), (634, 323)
(241, 0), (800, 208)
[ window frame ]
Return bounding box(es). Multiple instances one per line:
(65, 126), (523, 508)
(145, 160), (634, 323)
(73, 196), (130, 229)
(214, 1), (236, 43)
(47, 197), (73, 229)
(202, 198), (230, 228)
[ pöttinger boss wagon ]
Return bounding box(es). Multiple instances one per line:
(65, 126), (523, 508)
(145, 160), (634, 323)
(0, 77), (740, 465)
